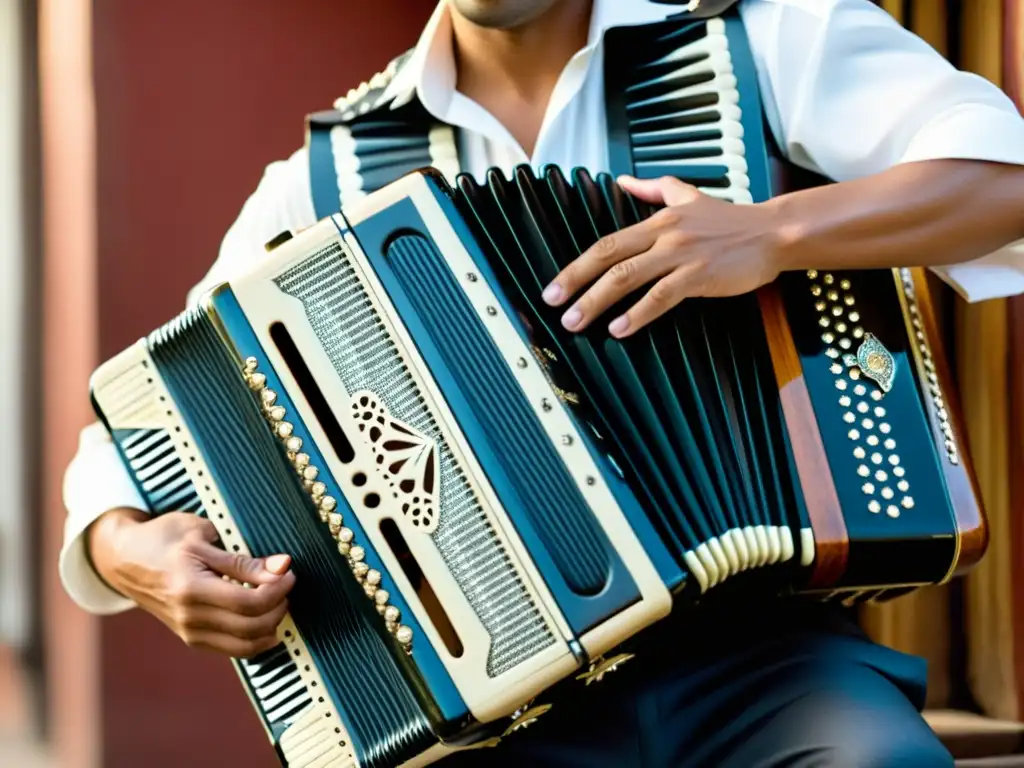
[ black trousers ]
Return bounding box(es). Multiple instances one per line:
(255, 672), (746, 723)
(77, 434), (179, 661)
(441, 595), (953, 767)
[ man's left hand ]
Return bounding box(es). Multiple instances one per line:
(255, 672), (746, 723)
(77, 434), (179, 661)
(541, 175), (786, 338)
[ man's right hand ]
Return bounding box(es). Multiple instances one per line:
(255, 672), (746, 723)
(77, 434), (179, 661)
(87, 508), (296, 658)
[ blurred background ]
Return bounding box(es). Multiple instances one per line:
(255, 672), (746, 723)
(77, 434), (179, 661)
(0, 0), (1021, 766)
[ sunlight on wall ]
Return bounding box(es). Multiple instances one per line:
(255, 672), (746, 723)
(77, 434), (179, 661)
(0, 0), (29, 647)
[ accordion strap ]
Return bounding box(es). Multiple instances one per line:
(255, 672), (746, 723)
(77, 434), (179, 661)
(306, 49), (461, 219)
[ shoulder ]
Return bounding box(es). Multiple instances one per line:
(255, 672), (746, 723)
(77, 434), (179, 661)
(241, 146), (314, 231)
(186, 146), (315, 306)
(738, 0), (902, 31)
(738, 0), (839, 19)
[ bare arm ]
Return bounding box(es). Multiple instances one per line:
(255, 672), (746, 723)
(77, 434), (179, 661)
(771, 159), (1024, 274)
(543, 159), (1024, 337)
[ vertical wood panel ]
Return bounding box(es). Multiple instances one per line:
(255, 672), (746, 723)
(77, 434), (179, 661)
(1005, 0), (1024, 109)
(1009, 294), (1024, 719)
(881, 0), (906, 23)
(961, 0), (1004, 85)
(912, 0), (948, 55)
(955, 0), (1019, 721)
(1003, 0), (1024, 723)
(959, 298), (1017, 719)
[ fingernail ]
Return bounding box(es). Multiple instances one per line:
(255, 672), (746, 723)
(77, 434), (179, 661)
(265, 554), (291, 574)
(608, 315), (630, 337)
(542, 283), (565, 305)
(561, 306), (582, 330)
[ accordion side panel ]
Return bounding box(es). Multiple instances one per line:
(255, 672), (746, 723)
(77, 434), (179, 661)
(756, 284), (848, 588)
(89, 340), (359, 768)
(895, 268), (988, 576)
(779, 267), (962, 590)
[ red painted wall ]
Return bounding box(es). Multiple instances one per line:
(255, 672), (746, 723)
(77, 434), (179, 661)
(90, 2), (433, 765)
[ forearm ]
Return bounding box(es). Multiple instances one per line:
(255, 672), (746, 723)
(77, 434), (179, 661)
(769, 159), (1024, 273)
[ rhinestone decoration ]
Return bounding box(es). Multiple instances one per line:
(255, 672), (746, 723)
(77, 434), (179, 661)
(808, 272), (913, 521)
(242, 357), (413, 653)
(897, 268), (960, 466)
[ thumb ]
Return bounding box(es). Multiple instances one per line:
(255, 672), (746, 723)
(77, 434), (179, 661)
(199, 544), (292, 585)
(618, 175), (699, 207)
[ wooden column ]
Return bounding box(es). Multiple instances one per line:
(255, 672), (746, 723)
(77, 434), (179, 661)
(38, 0), (101, 765)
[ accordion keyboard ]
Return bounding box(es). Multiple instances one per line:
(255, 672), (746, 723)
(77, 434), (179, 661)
(238, 645), (313, 730)
(606, 15), (773, 204)
(92, 343), (360, 768)
(120, 428), (205, 515)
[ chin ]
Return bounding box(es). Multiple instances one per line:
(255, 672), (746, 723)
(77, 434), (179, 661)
(449, 0), (563, 29)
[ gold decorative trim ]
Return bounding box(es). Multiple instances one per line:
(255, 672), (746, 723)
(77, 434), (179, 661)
(506, 701), (553, 734)
(243, 356), (414, 654)
(575, 653), (635, 686)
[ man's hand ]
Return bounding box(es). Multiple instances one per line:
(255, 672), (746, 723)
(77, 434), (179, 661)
(541, 175), (784, 338)
(88, 508), (295, 658)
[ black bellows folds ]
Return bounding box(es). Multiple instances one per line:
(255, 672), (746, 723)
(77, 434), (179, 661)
(451, 165), (812, 593)
(149, 309), (434, 768)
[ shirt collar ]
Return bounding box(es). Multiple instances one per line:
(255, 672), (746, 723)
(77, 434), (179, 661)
(380, 0), (677, 116)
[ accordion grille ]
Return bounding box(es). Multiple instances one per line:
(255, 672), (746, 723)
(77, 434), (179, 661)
(275, 242), (557, 677)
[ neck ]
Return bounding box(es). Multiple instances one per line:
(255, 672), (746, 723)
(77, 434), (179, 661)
(451, 0), (592, 155)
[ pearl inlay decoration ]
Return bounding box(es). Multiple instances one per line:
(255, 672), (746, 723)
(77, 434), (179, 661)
(897, 268), (960, 466)
(807, 270), (914, 519)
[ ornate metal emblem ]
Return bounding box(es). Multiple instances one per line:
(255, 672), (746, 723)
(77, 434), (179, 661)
(855, 333), (896, 394)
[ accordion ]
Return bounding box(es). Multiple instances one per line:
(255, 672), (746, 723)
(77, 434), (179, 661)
(89, 12), (986, 768)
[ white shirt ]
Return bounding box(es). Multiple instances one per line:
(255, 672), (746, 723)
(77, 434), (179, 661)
(61, 0), (1024, 615)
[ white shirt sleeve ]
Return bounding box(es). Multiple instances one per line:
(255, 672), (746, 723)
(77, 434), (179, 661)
(741, 0), (1024, 301)
(59, 147), (318, 615)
